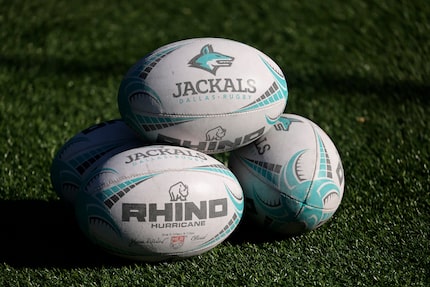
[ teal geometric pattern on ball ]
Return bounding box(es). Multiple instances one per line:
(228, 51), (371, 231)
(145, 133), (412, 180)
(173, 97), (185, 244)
(236, 57), (288, 113)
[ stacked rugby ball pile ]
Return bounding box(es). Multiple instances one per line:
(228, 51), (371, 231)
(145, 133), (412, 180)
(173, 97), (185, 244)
(51, 38), (344, 262)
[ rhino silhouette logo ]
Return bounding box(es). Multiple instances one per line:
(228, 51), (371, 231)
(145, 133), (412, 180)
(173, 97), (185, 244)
(206, 126), (226, 141)
(188, 44), (234, 75)
(169, 181), (189, 201)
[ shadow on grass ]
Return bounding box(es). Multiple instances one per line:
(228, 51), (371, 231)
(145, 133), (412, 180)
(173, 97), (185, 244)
(227, 218), (294, 245)
(0, 200), (283, 268)
(0, 200), (131, 268)
(287, 70), (430, 106)
(0, 53), (128, 79)
(2, 53), (430, 106)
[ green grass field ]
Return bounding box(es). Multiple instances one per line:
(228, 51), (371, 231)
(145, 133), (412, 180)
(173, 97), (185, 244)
(1, 0), (429, 286)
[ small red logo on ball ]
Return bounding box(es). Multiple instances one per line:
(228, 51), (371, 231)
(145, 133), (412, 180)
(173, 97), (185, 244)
(170, 235), (186, 249)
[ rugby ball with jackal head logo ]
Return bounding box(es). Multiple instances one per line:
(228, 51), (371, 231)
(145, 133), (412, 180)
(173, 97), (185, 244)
(50, 119), (144, 205)
(75, 145), (244, 261)
(229, 114), (345, 236)
(118, 37), (288, 154)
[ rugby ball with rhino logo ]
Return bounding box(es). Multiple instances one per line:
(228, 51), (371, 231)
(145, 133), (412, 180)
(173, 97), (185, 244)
(75, 145), (244, 261)
(118, 37), (288, 154)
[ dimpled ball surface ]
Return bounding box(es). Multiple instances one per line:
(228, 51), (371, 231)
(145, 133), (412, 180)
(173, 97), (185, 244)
(118, 37), (288, 154)
(229, 114), (345, 236)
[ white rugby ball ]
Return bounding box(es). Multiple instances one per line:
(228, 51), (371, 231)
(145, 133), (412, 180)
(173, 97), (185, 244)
(50, 119), (144, 205)
(75, 145), (244, 261)
(118, 37), (288, 154)
(229, 114), (345, 236)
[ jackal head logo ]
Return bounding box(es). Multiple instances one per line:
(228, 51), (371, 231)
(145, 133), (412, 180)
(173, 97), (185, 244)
(188, 44), (234, 75)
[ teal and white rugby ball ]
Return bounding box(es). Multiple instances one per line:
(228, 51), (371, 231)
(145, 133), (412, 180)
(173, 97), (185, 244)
(50, 119), (143, 205)
(118, 37), (288, 154)
(229, 114), (345, 236)
(75, 145), (244, 261)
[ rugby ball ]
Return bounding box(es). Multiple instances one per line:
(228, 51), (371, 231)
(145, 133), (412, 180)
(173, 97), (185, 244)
(75, 145), (244, 261)
(118, 37), (288, 154)
(229, 114), (345, 236)
(50, 119), (144, 205)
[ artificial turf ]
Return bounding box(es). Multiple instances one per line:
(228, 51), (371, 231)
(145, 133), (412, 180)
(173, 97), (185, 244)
(1, 0), (429, 286)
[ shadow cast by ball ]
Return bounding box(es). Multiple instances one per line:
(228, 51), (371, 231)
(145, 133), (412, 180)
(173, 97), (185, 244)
(0, 199), (303, 268)
(0, 200), (131, 268)
(226, 217), (298, 245)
